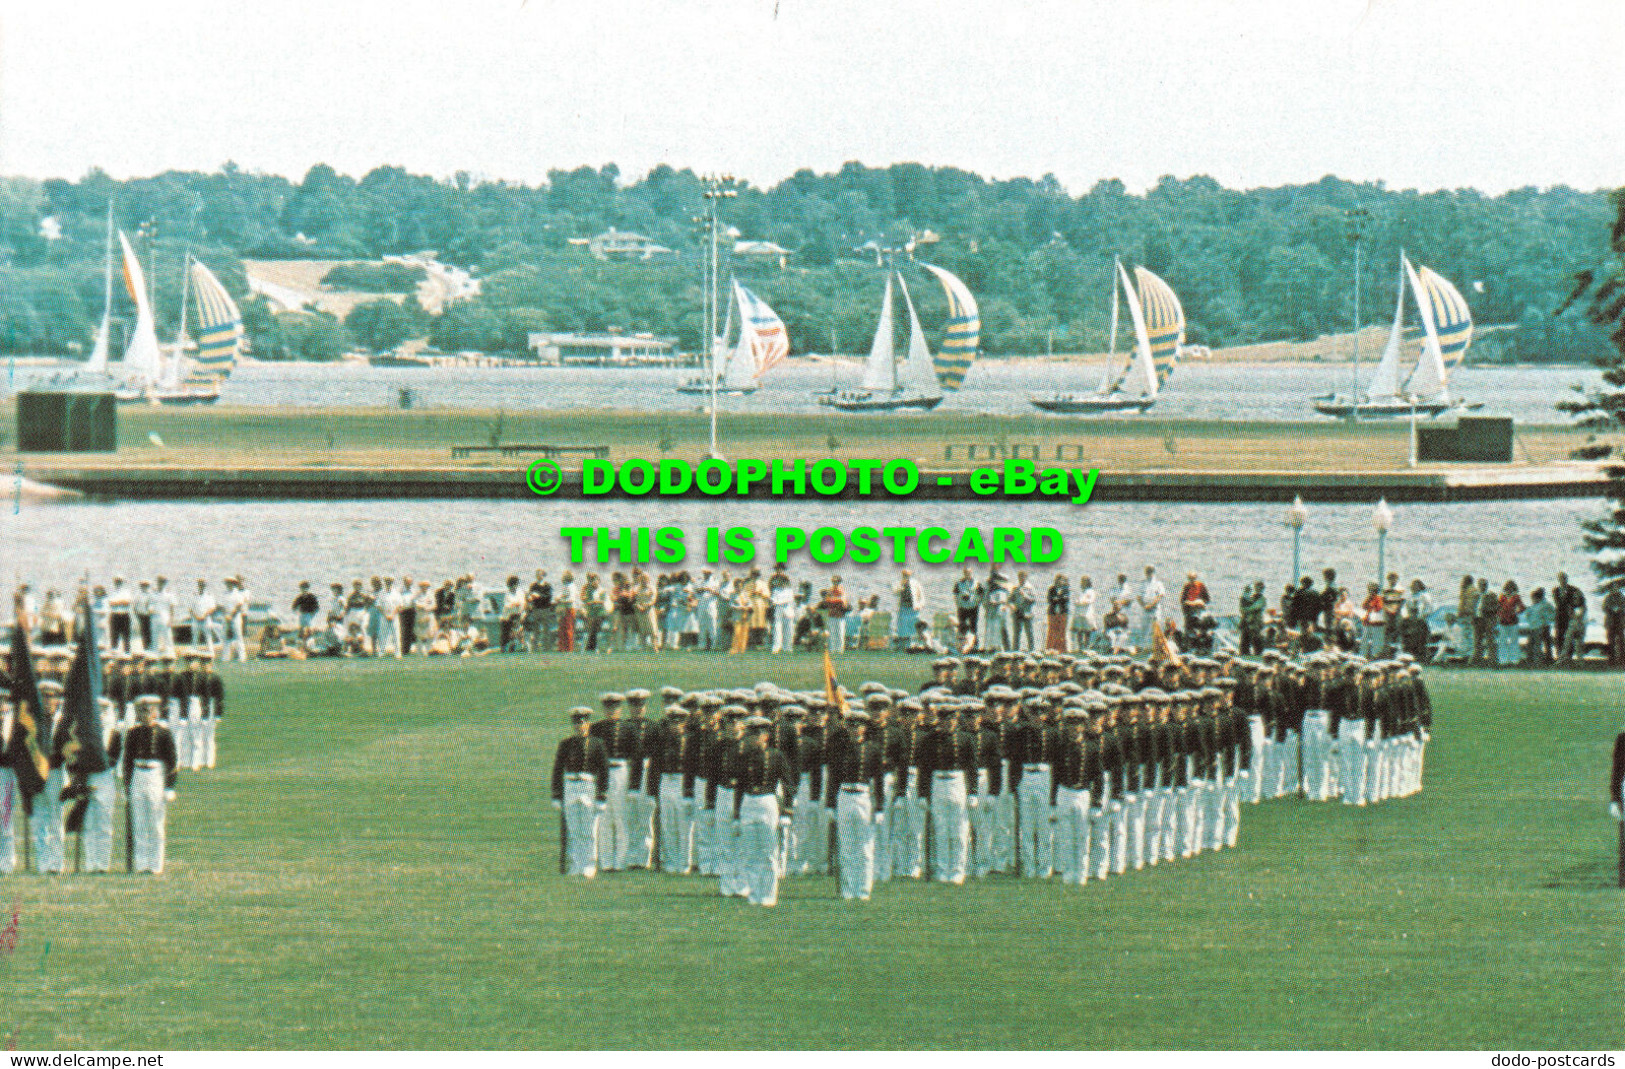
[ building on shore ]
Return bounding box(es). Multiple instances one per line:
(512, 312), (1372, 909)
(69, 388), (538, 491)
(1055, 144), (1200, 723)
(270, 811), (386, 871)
(526, 331), (688, 366)
(583, 228), (677, 262)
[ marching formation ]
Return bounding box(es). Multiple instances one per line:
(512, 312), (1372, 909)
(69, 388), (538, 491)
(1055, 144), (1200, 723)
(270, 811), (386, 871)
(551, 647), (1433, 905)
(1, 594), (215, 877)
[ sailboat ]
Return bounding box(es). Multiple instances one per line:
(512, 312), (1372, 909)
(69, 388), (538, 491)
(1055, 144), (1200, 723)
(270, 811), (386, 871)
(1031, 259), (1183, 414)
(1313, 253), (1477, 419)
(819, 262), (978, 412)
(147, 257), (244, 405)
(84, 205), (114, 377)
(676, 279), (789, 396)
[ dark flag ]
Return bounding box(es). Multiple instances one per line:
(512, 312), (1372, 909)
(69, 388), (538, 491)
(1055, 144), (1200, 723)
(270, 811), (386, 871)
(60, 600), (110, 833)
(3, 597), (49, 812)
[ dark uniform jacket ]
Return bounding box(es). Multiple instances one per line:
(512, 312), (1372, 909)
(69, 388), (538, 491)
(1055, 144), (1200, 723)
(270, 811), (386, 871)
(919, 726), (978, 799)
(643, 720), (691, 798)
(591, 716), (648, 790)
(1051, 731), (1100, 804)
(733, 745), (795, 819)
(824, 732), (886, 811)
(119, 723), (178, 787)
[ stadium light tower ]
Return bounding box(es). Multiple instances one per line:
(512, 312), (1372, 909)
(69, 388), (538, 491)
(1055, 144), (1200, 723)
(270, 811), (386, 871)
(1285, 496), (1309, 583)
(1373, 498), (1394, 585)
(702, 175), (738, 460)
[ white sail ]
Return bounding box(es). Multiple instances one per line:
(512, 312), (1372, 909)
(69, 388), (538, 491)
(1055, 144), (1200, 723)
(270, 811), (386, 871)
(117, 230), (162, 386)
(1098, 254), (1121, 392)
(1114, 261), (1158, 399)
(1364, 257), (1407, 402)
(86, 206), (114, 374)
(1404, 257), (1449, 402)
(719, 281), (760, 390)
(860, 273), (897, 393)
(896, 275), (943, 400)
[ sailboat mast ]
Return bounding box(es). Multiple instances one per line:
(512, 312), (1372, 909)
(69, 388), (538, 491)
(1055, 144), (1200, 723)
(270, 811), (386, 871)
(1101, 254), (1121, 392)
(1350, 237), (1362, 420)
(100, 204), (114, 330)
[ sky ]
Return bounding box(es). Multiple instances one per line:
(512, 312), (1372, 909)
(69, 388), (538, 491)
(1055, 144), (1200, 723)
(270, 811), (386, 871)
(1, 0), (1622, 195)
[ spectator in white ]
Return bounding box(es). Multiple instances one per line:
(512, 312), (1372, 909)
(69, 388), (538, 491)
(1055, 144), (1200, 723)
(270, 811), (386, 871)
(1138, 566), (1166, 649)
(190, 579), (219, 657)
(501, 576), (525, 652)
(326, 583), (347, 631)
(695, 570), (721, 651)
(1401, 579), (1434, 661)
(1070, 575), (1098, 654)
(894, 569), (923, 647)
(1010, 571), (1037, 651)
(983, 568), (1011, 652)
(952, 569), (983, 652)
(107, 576), (134, 653)
(414, 581), (437, 650)
(769, 569), (795, 652)
(223, 576), (250, 662)
(38, 589), (68, 644)
(820, 576), (852, 653)
(151, 576), (176, 657)
(377, 577), (401, 657)
(15, 584), (40, 633)
(1110, 573), (1134, 618)
(133, 580), (154, 652)
(1520, 587), (1556, 666)
(908, 618), (946, 654)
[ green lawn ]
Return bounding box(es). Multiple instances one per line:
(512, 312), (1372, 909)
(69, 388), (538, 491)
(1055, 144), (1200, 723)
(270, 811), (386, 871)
(4, 656), (1621, 1049)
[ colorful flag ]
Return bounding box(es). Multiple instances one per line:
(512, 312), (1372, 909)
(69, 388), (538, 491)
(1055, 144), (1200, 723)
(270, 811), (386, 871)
(822, 649), (849, 717)
(1149, 619), (1183, 666)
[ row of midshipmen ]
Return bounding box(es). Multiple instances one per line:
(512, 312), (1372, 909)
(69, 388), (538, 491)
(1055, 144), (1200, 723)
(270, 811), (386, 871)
(1, 683), (181, 876)
(2, 647), (225, 773)
(550, 654), (1431, 905)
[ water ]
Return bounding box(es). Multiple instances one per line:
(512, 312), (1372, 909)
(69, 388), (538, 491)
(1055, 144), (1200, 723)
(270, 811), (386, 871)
(6, 358), (1599, 423)
(5, 496), (1604, 614)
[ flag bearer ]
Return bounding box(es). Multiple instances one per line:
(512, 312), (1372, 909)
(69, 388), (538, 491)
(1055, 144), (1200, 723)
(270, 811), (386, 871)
(827, 708), (885, 900)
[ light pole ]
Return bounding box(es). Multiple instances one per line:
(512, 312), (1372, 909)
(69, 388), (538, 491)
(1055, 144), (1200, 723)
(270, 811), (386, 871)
(1373, 498), (1393, 587)
(702, 175), (737, 460)
(1285, 495), (1308, 584)
(1347, 208), (1371, 418)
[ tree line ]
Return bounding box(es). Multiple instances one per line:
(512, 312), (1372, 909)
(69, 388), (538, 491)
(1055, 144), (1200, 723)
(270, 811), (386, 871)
(0, 163), (1614, 362)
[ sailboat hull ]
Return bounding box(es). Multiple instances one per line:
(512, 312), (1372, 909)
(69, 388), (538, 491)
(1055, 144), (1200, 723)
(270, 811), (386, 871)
(818, 391), (943, 412)
(1313, 398), (1466, 419)
(1031, 394), (1154, 414)
(676, 378), (757, 396)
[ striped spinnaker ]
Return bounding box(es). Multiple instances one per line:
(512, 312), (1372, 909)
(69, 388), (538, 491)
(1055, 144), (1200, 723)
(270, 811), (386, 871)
(920, 262), (979, 390)
(188, 260), (244, 381)
(1134, 266), (1185, 386)
(1413, 264), (1473, 368)
(737, 284), (790, 377)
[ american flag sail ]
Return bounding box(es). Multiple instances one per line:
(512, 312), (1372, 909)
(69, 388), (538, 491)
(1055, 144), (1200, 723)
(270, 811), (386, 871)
(736, 284), (790, 378)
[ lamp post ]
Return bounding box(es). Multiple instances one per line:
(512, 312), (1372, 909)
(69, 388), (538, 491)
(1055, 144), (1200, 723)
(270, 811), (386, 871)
(702, 175), (738, 460)
(1373, 498), (1393, 587)
(1346, 208), (1371, 418)
(1285, 495), (1308, 584)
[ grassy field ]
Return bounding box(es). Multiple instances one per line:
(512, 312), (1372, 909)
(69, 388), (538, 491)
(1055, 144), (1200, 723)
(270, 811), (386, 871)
(3, 655), (1622, 1050)
(0, 403), (1594, 474)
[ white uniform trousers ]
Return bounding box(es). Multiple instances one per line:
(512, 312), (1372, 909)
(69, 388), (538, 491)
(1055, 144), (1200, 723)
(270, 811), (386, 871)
(1340, 722), (1367, 805)
(1052, 786), (1092, 885)
(835, 784), (877, 900)
(199, 715), (217, 770)
(693, 779), (716, 874)
(1108, 791), (1128, 875)
(715, 788), (744, 896)
(1088, 796), (1111, 879)
(1159, 784), (1178, 862)
(185, 697), (205, 771)
(1017, 764), (1053, 877)
(1126, 780), (1148, 870)
(1246, 716), (1267, 803)
(929, 771), (970, 884)
(803, 796), (831, 875)
(598, 760), (631, 870)
(1362, 729), (1383, 805)
(1259, 735), (1277, 799)
(128, 762), (168, 874)
(80, 768), (119, 873)
(656, 773), (691, 873)
(1224, 774), (1242, 848)
(166, 700), (187, 771)
(1204, 777), (1227, 851)
(971, 769), (996, 878)
(873, 773), (895, 881)
(0, 767), (17, 874)
(1302, 712), (1333, 800)
(1143, 774), (1166, 865)
(787, 774), (814, 876)
(560, 774), (601, 878)
(736, 793), (781, 906)
(992, 765), (1017, 873)
(628, 763), (656, 868)
(1279, 731), (1301, 797)
(1178, 779), (1204, 858)
(892, 770), (925, 878)
(32, 767), (67, 874)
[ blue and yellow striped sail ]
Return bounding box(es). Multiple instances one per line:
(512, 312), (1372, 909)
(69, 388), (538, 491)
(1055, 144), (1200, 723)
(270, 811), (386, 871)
(1133, 266), (1184, 386)
(919, 263), (979, 390)
(1414, 265), (1473, 368)
(188, 260), (243, 382)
